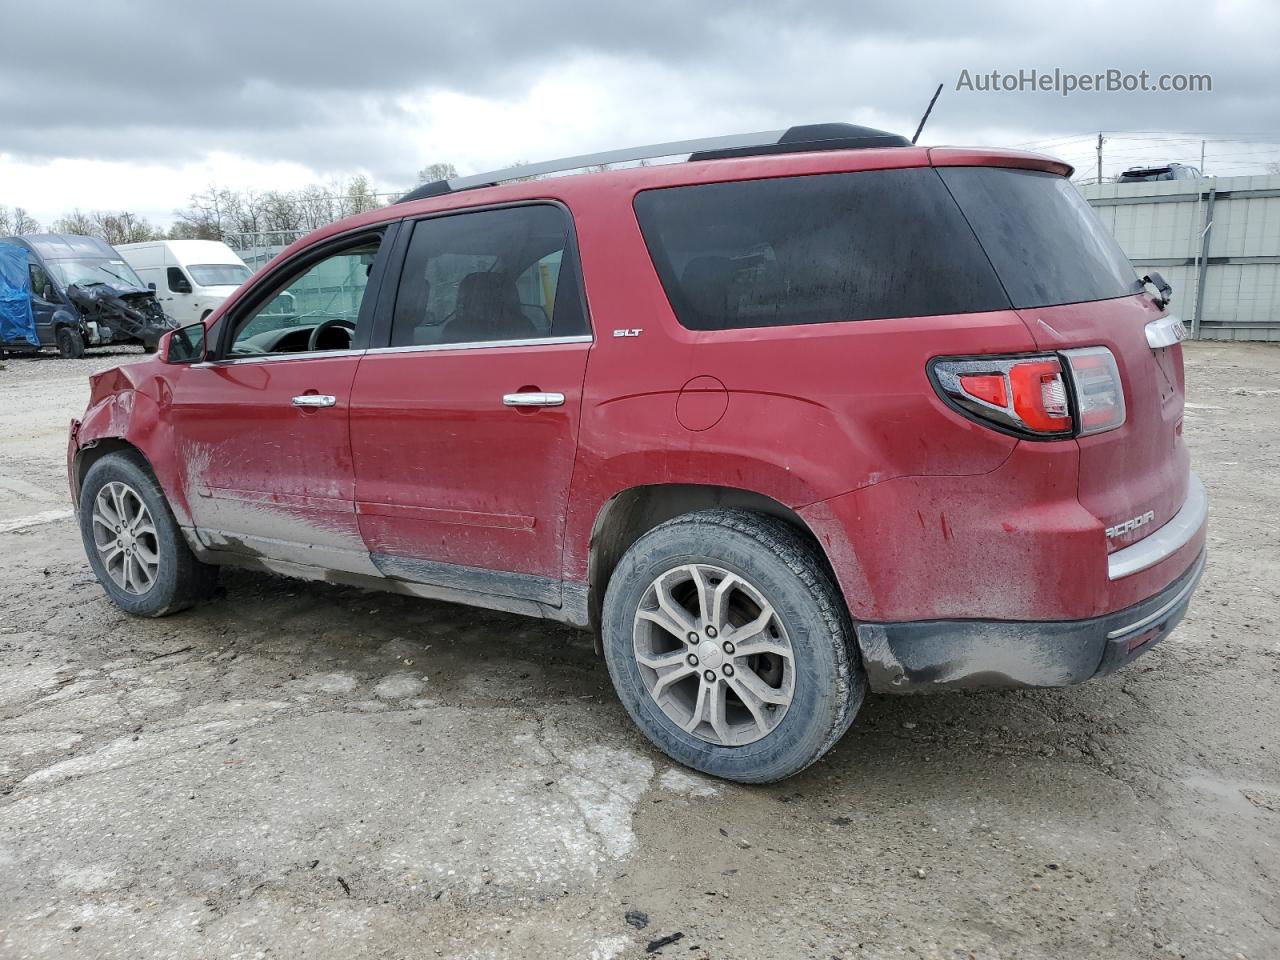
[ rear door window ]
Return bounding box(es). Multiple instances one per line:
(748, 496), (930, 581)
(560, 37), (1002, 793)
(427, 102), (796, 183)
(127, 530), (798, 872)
(390, 204), (588, 347)
(938, 167), (1141, 309)
(632, 168), (1011, 331)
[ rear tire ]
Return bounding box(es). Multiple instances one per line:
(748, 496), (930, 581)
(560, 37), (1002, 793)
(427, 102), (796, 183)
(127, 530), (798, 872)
(78, 451), (218, 616)
(602, 509), (864, 783)
(56, 327), (85, 359)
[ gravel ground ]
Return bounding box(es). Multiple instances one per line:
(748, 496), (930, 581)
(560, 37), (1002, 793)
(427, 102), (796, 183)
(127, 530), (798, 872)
(0, 341), (1277, 960)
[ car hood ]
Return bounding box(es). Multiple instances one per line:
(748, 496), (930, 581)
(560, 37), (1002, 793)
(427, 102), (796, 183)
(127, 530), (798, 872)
(68, 280), (153, 298)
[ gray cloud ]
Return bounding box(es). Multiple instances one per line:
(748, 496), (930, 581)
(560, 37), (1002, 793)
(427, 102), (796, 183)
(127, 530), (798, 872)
(1, 0), (1275, 182)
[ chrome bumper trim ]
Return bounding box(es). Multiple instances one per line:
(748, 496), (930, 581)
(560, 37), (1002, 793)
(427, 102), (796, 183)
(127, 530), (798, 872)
(1105, 549), (1205, 639)
(1108, 472), (1207, 580)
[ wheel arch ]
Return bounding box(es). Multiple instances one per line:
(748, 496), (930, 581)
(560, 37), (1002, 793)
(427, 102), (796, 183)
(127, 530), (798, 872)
(51, 307), (82, 330)
(73, 437), (155, 506)
(73, 380), (194, 526)
(585, 483), (841, 651)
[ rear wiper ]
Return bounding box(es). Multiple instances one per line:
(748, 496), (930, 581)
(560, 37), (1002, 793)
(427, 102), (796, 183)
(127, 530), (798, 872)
(1141, 272), (1173, 309)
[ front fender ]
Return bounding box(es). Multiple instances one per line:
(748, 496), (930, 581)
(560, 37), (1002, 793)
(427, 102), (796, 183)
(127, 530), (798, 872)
(72, 383), (195, 526)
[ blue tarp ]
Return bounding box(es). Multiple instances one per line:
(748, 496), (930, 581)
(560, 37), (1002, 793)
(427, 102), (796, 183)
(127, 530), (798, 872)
(0, 242), (38, 346)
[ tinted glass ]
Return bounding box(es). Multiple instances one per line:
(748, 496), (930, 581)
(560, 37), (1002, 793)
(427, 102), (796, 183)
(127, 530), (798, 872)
(167, 267), (192, 293)
(28, 261), (54, 300)
(391, 204), (587, 347)
(940, 167), (1140, 308)
(633, 168), (1010, 331)
(229, 237), (381, 356)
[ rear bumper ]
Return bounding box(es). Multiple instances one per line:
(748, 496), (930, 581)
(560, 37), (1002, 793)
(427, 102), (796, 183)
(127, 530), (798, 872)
(1108, 473), (1207, 579)
(856, 548), (1206, 693)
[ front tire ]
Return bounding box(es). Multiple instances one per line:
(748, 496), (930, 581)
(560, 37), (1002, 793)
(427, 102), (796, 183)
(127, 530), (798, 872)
(78, 451), (217, 616)
(56, 327), (85, 359)
(602, 509), (864, 783)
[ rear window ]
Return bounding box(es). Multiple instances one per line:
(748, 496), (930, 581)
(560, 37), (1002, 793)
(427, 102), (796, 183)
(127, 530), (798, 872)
(938, 167), (1141, 309)
(633, 169), (1011, 331)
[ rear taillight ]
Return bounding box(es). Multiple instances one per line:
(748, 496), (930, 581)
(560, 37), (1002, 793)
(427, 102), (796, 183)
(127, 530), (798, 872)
(932, 355), (1074, 438)
(1061, 346), (1126, 436)
(932, 347), (1126, 440)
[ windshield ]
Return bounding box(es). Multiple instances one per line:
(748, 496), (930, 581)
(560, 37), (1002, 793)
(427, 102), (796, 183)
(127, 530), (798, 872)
(48, 257), (145, 290)
(187, 263), (250, 287)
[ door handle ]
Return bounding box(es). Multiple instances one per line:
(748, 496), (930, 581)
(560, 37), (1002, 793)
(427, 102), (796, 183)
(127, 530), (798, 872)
(502, 392), (565, 407)
(292, 394), (336, 408)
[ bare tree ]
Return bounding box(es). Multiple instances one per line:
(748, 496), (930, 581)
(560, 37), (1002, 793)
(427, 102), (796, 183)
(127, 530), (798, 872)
(174, 186), (239, 240)
(16, 207), (40, 233)
(294, 183), (336, 231)
(51, 209), (97, 236)
(93, 169), (440, 248)
(261, 190), (305, 232)
(89, 211), (160, 245)
(1, 206), (41, 234)
(340, 175), (381, 217)
(166, 220), (203, 240)
(416, 162), (459, 185)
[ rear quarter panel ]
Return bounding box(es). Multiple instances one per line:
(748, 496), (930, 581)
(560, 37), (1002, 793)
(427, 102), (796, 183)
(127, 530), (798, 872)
(559, 174), (1039, 584)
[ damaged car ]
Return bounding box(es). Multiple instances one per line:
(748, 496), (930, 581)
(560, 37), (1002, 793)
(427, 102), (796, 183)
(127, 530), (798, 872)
(68, 123), (1206, 783)
(0, 234), (176, 358)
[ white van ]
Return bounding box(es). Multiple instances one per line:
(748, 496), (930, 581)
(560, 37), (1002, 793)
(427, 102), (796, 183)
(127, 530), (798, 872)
(116, 240), (252, 324)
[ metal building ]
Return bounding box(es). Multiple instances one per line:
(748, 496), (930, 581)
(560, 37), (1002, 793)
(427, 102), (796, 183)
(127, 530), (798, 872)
(1080, 174), (1280, 341)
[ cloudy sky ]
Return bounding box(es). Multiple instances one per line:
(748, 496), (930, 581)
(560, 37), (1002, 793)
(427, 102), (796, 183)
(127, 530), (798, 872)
(2, 0), (1277, 227)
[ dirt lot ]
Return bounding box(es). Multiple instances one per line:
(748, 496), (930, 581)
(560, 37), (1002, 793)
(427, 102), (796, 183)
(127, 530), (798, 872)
(0, 341), (1276, 960)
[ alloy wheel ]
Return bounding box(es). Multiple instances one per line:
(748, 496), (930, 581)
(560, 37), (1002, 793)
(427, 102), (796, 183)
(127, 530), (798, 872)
(91, 481), (160, 595)
(632, 563), (795, 746)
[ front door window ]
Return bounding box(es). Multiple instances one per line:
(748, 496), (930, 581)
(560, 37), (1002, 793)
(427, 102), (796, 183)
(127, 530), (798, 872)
(227, 237), (382, 356)
(28, 261), (55, 301)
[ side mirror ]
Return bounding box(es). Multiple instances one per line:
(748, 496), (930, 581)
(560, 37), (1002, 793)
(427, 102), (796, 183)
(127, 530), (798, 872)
(162, 322), (206, 364)
(147, 282), (156, 291)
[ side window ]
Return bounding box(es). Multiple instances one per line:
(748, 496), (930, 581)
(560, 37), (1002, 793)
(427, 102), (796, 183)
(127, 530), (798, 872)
(28, 261), (54, 301)
(167, 267), (193, 294)
(390, 204), (587, 347)
(633, 169), (1011, 331)
(227, 235), (382, 357)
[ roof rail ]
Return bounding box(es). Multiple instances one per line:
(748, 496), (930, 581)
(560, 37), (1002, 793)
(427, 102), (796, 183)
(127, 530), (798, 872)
(397, 123), (910, 203)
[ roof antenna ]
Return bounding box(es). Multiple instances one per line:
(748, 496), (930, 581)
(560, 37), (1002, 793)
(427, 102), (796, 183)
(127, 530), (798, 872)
(911, 83), (944, 145)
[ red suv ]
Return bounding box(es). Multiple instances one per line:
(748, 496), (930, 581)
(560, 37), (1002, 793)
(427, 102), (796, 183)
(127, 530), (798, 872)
(69, 124), (1206, 782)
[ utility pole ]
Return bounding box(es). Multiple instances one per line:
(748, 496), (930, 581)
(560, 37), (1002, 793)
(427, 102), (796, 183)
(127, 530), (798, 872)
(1096, 132), (1105, 184)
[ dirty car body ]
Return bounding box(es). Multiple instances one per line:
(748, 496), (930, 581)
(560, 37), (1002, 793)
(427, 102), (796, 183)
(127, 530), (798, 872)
(67, 124), (1207, 782)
